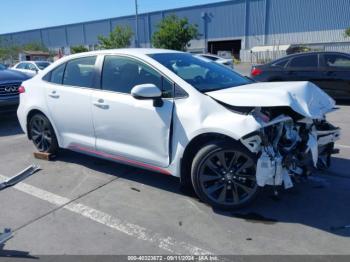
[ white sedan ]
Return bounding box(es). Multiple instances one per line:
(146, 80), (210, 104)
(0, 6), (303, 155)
(196, 53), (234, 69)
(12, 61), (51, 77)
(17, 49), (340, 209)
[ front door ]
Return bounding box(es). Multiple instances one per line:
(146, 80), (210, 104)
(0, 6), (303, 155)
(91, 55), (174, 168)
(284, 54), (322, 86)
(318, 53), (350, 99)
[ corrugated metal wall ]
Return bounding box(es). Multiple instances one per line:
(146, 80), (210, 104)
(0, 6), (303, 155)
(1, 0), (349, 60)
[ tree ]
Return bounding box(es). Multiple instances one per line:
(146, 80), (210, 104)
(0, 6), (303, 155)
(345, 28), (350, 38)
(71, 45), (89, 54)
(98, 25), (134, 49)
(22, 42), (48, 52)
(152, 14), (199, 51)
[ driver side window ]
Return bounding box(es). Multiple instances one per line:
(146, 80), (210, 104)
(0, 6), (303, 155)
(102, 55), (173, 97)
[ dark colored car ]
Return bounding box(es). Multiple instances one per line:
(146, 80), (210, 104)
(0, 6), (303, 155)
(251, 52), (350, 100)
(0, 64), (30, 113)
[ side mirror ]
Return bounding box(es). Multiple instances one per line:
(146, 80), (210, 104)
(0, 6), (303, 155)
(131, 84), (163, 107)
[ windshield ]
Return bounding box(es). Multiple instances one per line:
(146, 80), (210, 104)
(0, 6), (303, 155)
(35, 61), (50, 70)
(0, 64), (6, 70)
(149, 53), (250, 92)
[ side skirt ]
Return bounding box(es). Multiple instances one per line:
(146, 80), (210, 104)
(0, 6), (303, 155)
(68, 144), (172, 176)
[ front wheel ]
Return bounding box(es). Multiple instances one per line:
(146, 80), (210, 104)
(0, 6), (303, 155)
(191, 140), (259, 210)
(29, 113), (59, 154)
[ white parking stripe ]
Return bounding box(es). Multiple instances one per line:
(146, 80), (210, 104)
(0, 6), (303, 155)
(337, 144), (350, 149)
(0, 175), (211, 255)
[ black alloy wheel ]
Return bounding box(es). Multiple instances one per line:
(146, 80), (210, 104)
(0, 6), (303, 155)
(29, 114), (58, 153)
(191, 141), (259, 210)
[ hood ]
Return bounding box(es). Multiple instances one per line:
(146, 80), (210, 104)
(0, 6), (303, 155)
(0, 69), (29, 83)
(206, 81), (335, 119)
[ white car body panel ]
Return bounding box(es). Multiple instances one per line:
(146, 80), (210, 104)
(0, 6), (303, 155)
(91, 90), (173, 168)
(17, 49), (339, 181)
(45, 83), (96, 149)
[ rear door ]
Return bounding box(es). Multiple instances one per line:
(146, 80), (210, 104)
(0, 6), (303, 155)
(44, 56), (97, 149)
(91, 55), (174, 167)
(318, 53), (350, 99)
(285, 54), (322, 85)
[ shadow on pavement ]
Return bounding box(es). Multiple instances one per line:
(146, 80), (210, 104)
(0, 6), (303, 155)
(56, 149), (350, 238)
(0, 113), (24, 137)
(0, 244), (37, 259)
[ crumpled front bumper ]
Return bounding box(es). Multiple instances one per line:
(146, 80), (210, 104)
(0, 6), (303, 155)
(240, 115), (340, 189)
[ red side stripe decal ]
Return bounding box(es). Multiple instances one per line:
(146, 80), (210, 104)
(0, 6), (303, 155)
(69, 145), (171, 176)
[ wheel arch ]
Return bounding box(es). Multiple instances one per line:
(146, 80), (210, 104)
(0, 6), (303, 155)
(26, 109), (61, 146)
(180, 132), (239, 187)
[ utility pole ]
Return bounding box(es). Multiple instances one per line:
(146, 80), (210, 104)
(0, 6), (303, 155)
(135, 0), (139, 48)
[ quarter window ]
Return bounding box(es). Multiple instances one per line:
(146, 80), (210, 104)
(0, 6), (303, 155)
(49, 63), (66, 84)
(63, 56), (96, 88)
(324, 54), (350, 69)
(102, 56), (172, 97)
(288, 55), (318, 69)
(273, 59), (288, 68)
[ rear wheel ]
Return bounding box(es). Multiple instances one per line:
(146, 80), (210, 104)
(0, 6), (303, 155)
(29, 114), (58, 154)
(191, 141), (259, 210)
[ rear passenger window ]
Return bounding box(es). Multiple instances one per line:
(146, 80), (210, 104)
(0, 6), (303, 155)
(273, 59), (288, 68)
(288, 55), (318, 69)
(102, 55), (172, 97)
(324, 54), (350, 69)
(50, 63), (66, 84)
(63, 56), (96, 88)
(16, 63), (26, 69)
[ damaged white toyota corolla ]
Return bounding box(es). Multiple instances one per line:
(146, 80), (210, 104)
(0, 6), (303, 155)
(17, 49), (340, 209)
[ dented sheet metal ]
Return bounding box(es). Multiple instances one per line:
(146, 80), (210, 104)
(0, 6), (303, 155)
(206, 81), (335, 119)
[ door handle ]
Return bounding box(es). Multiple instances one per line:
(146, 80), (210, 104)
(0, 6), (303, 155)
(49, 91), (59, 98)
(93, 99), (109, 109)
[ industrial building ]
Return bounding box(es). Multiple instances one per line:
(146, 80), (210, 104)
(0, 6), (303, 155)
(1, 0), (350, 62)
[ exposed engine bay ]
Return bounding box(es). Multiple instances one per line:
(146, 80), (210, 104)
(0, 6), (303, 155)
(206, 81), (341, 190)
(241, 107), (340, 189)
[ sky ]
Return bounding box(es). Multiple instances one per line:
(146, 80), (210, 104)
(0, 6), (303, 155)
(0, 0), (226, 34)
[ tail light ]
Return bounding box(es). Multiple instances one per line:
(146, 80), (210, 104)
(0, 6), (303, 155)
(18, 86), (25, 94)
(251, 68), (263, 76)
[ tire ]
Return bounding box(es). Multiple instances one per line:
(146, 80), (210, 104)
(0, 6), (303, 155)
(28, 113), (59, 154)
(191, 140), (259, 210)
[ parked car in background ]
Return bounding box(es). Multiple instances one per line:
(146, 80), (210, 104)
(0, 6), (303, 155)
(250, 51), (350, 100)
(18, 49), (339, 209)
(0, 63), (29, 113)
(196, 54), (234, 69)
(12, 61), (51, 78)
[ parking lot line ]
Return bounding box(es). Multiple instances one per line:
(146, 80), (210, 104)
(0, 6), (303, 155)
(337, 144), (350, 149)
(0, 174), (211, 255)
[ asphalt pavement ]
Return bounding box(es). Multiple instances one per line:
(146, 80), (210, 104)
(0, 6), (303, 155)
(0, 104), (349, 256)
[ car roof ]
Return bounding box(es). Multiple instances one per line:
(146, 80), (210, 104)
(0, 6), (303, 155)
(74, 48), (181, 57)
(57, 48), (183, 63)
(272, 51), (350, 63)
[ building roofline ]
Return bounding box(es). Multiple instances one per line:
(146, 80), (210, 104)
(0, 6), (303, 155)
(0, 0), (232, 36)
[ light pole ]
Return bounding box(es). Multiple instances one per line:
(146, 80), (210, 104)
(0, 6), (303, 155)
(135, 0), (139, 48)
